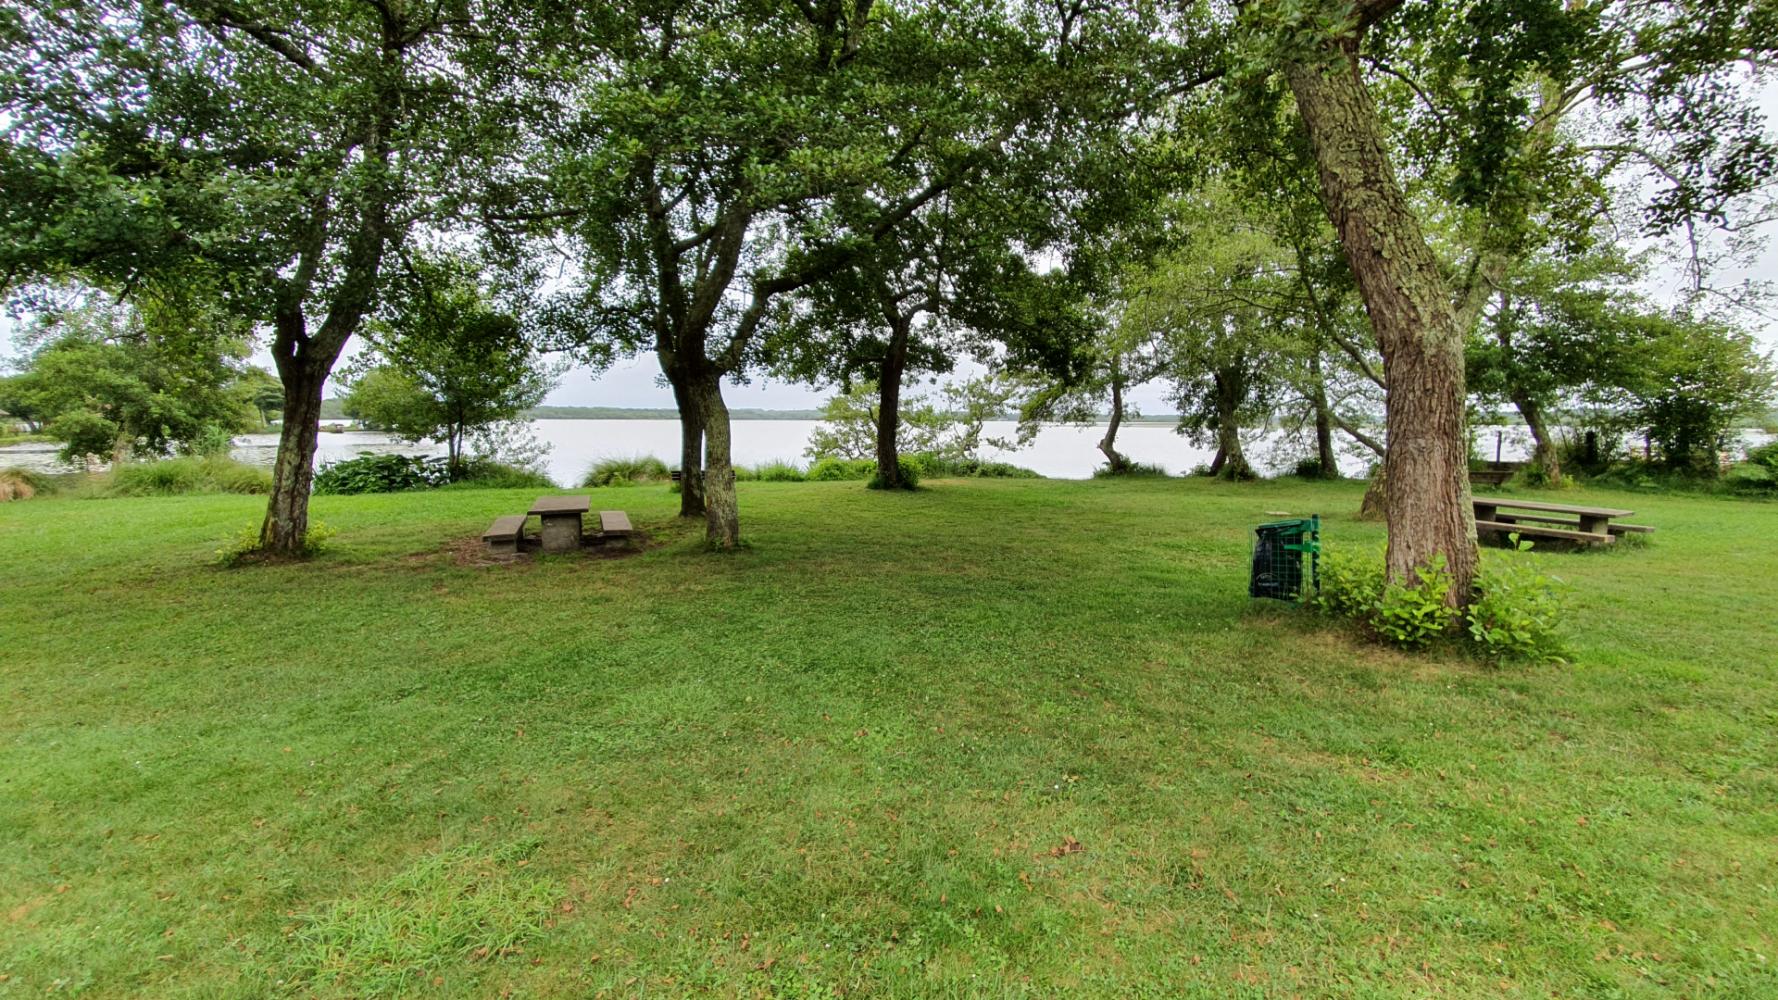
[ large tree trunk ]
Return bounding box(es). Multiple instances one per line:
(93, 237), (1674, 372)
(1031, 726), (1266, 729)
(669, 372), (705, 517)
(1098, 367), (1132, 474)
(1212, 370), (1253, 481)
(1513, 392), (1561, 484)
(688, 372), (739, 548)
(873, 318), (911, 489)
(260, 361), (326, 555)
(1287, 36), (1478, 603)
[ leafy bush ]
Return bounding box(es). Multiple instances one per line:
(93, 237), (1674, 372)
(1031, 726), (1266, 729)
(1467, 546), (1570, 663)
(751, 460), (807, 482)
(1317, 544), (1570, 662)
(867, 457), (920, 490)
(217, 520), (336, 566)
(807, 457), (876, 481)
(1092, 462), (1168, 479)
(445, 459), (556, 491)
(107, 456), (273, 496)
(1291, 457), (1331, 479)
(1371, 556), (1458, 649)
(581, 455), (670, 487)
(1315, 548), (1385, 621)
(179, 423), (238, 457)
(313, 453), (449, 495)
(905, 453), (1041, 479)
(0, 467), (51, 502)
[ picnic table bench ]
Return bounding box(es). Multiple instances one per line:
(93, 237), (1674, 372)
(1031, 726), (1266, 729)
(1472, 495), (1654, 547)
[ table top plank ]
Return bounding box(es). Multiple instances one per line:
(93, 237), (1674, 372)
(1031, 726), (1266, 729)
(529, 494), (592, 516)
(1472, 495), (1634, 518)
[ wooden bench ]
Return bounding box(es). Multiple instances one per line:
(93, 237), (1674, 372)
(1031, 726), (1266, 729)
(1472, 495), (1649, 548)
(598, 510), (634, 536)
(481, 515), (527, 555)
(1475, 518), (1613, 545)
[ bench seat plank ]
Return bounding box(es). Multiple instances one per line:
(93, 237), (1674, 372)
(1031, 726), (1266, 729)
(1472, 495), (1634, 518)
(599, 510), (634, 534)
(1476, 519), (1613, 544)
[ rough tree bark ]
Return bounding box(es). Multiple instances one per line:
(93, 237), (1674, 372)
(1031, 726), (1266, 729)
(1211, 369), (1253, 480)
(262, 345), (337, 553)
(873, 311), (912, 489)
(668, 372), (706, 516)
(1098, 364), (1132, 474)
(1512, 392), (1561, 484)
(688, 371), (740, 547)
(1286, 22), (1478, 602)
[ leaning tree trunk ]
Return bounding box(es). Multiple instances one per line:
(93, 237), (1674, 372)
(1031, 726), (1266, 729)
(670, 374), (706, 517)
(261, 360), (327, 555)
(873, 318), (912, 489)
(1287, 39), (1478, 603)
(1310, 353), (1340, 478)
(1512, 392), (1561, 485)
(1212, 370), (1253, 481)
(688, 371), (740, 548)
(1098, 369), (1132, 474)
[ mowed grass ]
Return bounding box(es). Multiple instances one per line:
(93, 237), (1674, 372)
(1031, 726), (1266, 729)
(1, 477), (1775, 998)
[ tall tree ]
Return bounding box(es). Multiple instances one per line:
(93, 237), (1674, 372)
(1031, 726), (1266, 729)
(0, 0), (521, 555)
(520, 0), (1203, 545)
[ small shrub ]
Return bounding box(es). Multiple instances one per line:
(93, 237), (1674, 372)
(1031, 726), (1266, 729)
(581, 455), (670, 488)
(1291, 457), (1330, 479)
(752, 460), (807, 482)
(1093, 461), (1169, 478)
(216, 520), (337, 566)
(867, 457), (920, 490)
(0, 466), (50, 501)
(107, 456), (273, 496)
(1372, 556), (1458, 648)
(1724, 461), (1776, 495)
(180, 423), (238, 457)
(1466, 544), (1570, 663)
(1315, 548), (1385, 621)
(313, 453), (449, 495)
(447, 459), (556, 491)
(807, 457), (875, 481)
(904, 453), (1042, 479)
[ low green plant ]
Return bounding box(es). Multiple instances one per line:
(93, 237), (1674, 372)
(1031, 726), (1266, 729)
(751, 459), (807, 482)
(807, 457), (876, 481)
(1318, 543), (1570, 661)
(1371, 555), (1458, 649)
(442, 459), (557, 491)
(1315, 547), (1386, 621)
(867, 457), (920, 490)
(106, 456), (273, 497)
(1466, 542), (1570, 663)
(1092, 462), (1169, 479)
(216, 520), (336, 566)
(581, 455), (671, 488)
(313, 453), (450, 495)
(904, 453), (1042, 479)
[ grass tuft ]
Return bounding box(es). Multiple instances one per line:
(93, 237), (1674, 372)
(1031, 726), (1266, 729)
(105, 456), (272, 496)
(281, 840), (558, 998)
(580, 455), (671, 488)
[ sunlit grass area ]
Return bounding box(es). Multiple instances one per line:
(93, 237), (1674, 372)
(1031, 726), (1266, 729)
(2, 478), (1775, 997)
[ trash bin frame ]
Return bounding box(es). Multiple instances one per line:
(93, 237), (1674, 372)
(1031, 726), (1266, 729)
(1249, 514), (1320, 603)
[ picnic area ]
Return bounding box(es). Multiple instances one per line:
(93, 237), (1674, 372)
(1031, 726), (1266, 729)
(3, 475), (1775, 997)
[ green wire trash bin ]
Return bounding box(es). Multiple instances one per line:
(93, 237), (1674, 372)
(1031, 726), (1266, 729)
(1250, 515), (1320, 602)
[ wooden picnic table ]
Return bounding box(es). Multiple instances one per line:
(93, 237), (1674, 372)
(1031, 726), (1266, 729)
(1472, 495), (1650, 546)
(529, 494), (591, 553)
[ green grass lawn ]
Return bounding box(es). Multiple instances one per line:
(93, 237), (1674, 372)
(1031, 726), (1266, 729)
(2, 477), (1775, 998)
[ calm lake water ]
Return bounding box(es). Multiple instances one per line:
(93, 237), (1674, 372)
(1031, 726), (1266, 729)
(6, 419), (1768, 485)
